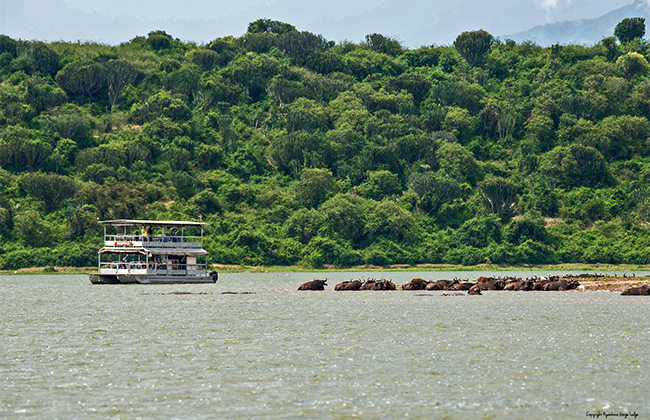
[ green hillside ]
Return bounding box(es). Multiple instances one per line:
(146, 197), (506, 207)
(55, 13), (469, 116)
(1, 21), (650, 269)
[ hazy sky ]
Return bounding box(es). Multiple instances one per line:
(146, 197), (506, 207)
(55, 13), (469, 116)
(0, 0), (637, 47)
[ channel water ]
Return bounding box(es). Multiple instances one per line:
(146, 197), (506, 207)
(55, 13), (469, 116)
(1, 272), (648, 419)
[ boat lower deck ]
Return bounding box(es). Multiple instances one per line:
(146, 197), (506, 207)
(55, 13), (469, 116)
(89, 274), (216, 284)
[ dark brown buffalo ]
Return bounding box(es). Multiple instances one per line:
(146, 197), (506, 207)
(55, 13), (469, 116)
(468, 288), (483, 295)
(403, 278), (429, 290)
(449, 281), (474, 291)
(543, 279), (579, 291)
(425, 280), (457, 290)
(360, 279), (396, 290)
(476, 277), (505, 291)
(621, 285), (650, 295)
(532, 279), (550, 290)
(504, 279), (533, 291)
(335, 280), (363, 291)
(298, 279), (327, 290)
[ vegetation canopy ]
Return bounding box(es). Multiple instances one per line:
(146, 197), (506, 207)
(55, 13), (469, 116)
(1, 18), (650, 270)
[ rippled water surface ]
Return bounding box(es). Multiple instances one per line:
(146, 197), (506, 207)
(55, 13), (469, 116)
(1, 272), (648, 419)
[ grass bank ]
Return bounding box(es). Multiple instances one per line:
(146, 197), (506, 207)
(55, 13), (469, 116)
(4, 263), (650, 276)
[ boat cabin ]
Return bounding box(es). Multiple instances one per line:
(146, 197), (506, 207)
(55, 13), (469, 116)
(91, 219), (215, 284)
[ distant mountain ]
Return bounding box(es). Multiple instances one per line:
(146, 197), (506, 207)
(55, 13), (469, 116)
(501, 0), (650, 46)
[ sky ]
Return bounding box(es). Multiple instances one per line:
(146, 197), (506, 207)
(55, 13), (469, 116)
(0, 0), (638, 47)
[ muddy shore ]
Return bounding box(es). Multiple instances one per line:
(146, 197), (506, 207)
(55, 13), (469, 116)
(576, 277), (650, 291)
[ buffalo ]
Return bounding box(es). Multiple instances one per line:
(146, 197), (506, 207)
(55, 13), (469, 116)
(298, 279), (327, 291)
(476, 277), (505, 291)
(504, 279), (533, 291)
(360, 279), (396, 290)
(621, 285), (650, 295)
(543, 279), (579, 291)
(334, 280), (363, 291)
(449, 281), (474, 291)
(425, 280), (456, 291)
(403, 278), (429, 290)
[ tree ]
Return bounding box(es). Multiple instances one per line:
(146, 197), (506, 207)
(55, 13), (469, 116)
(456, 215), (502, 248)
(600, 36), (621, 62)
(56, 60), (106, 96)
(503, 212), (548, 245)
(286, 98), (329, 132)
(614, 17), (645, 44)
(539, 145), (615, 188)
(223, 54), (280, 101)
(30, 42), (60, 76)
(284, 208), (321, 243)
(616, 52), (649, 80)
(105, 60), (138, 108)
(146, 30), (176, 51)
(163, 64), (201, 101)
(365, 200), (417, 242)
(364, 33), (403, 56)
(357, 170), (402, 200)
(238, 32), (277, 54)
(318, 194), (369, 244)
(76, 144), (127, 170)
(442, 106), (477, 142)
(169, 171), (195, 199)
(23, 77), (68, 112)
(295, 168), (337, 208)
(408, 172), (461, 214)
(20, 172), (77, 213)
(0, 126), (52, 171)
(0, 35), (18, 57)
(131, 92), (192, 123)
(247, 19), (296, 35)
(190, 49), (221, 71)
(277, 31), (329, 59)
(14, 210), (52, 247)
(480, 176), (518, 218)
(453, 30), (494, 67)
(389, 72), (432, 104)
(41, 104), (93, 146)
(52, 139), (77, 174)
(436, 142), (482, 185)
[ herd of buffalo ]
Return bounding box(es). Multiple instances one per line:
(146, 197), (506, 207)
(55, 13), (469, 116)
(298, 274), (650, 296)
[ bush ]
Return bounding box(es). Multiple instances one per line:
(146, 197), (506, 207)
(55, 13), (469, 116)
(301, 236), (362, 268)
(516, 240), (556, 264)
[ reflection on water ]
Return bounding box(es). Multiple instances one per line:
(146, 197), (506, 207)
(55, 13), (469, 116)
(0, 273), (648, 419)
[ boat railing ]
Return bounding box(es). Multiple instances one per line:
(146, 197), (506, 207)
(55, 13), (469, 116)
(99, 262), (208, 276)
(104, 234), (203, 248)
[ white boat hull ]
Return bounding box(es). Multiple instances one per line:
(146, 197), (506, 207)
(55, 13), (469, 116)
(89, 273), (216, 284)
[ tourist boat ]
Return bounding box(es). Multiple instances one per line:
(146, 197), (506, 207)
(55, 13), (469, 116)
(89, 219), (217, 284)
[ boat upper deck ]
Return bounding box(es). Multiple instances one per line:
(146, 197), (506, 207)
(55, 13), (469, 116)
(100, 219), (206, 250)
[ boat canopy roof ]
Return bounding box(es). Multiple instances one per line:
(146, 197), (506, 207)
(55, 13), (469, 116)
(99, 219), (206, 227)
(99, 247), (208, 256)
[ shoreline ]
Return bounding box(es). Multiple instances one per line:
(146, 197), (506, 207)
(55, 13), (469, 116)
(2, 263), (650, 276)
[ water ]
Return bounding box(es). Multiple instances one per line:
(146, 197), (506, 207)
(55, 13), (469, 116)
(1, 272), (648, 419)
